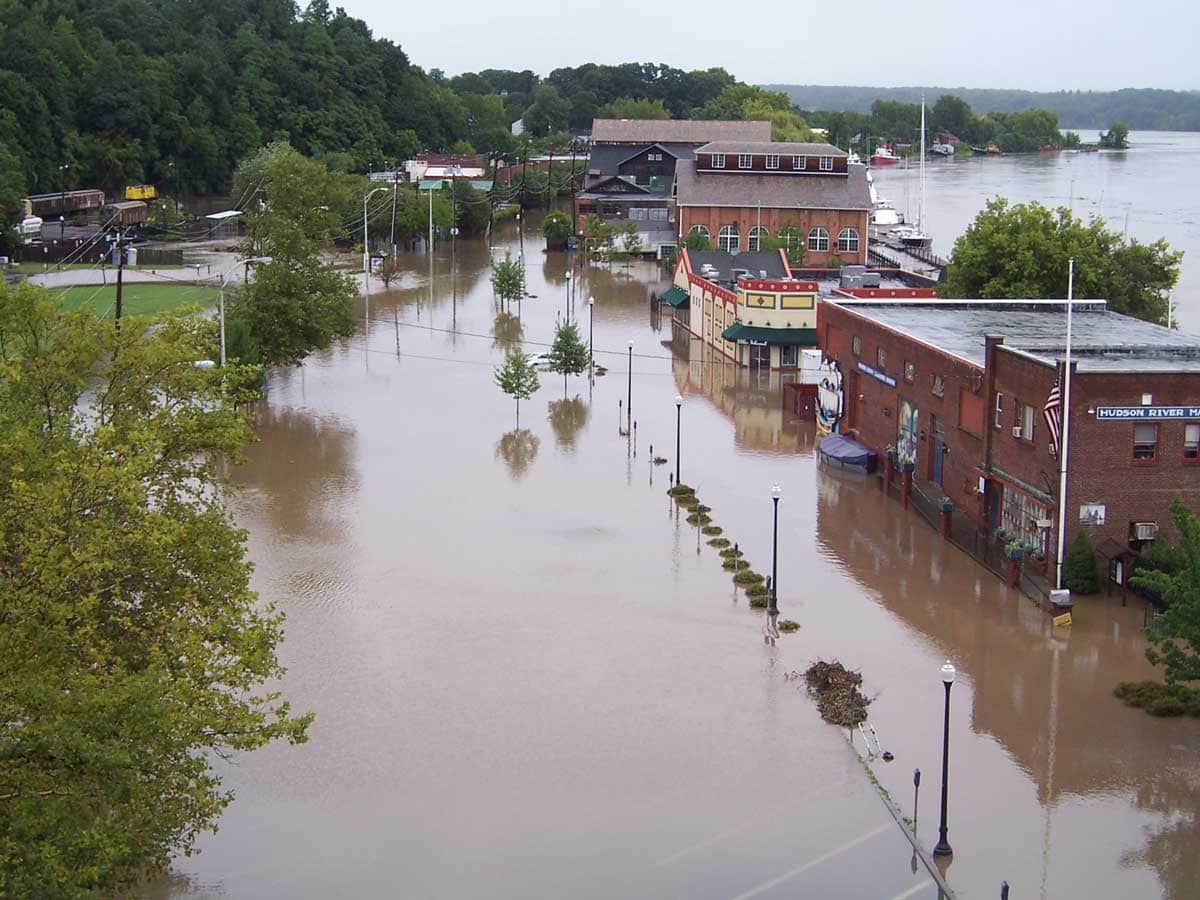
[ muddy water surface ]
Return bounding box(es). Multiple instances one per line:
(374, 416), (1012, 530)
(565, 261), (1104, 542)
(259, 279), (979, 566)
(151, 225), (1199, 899)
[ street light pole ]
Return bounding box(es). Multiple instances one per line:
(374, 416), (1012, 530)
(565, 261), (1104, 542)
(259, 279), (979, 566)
(565, 269), (572, 325)
(626, 340), (634, 435)
(363, 186), (388, 331)
(59, 163), (69, 239)
(770, 485), (781, 615)
(588, 297), (595, 372)
(675, 395), (683, 485)
(218, 274), (226, 367)
(934, 660), (956, 857)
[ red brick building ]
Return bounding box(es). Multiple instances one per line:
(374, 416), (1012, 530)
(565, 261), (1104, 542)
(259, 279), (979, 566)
(818, 298), (1200, 584)
(674, 141), (872, 266)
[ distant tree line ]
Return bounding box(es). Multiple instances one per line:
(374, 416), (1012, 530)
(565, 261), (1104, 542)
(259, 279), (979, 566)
(768, 85), (1200, 131)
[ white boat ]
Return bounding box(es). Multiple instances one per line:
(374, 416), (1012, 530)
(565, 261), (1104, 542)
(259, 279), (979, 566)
(871, 202), (904, 228)
(931, 141), (955, 157)
(870, 143), (901, 166)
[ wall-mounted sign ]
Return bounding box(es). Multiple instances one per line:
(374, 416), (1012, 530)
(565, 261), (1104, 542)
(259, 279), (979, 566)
(857, 360), (897, 388)
(1080, 504), (1106, 526)
(1095, 406), (1200, 420)
(816, 358), (844, 436)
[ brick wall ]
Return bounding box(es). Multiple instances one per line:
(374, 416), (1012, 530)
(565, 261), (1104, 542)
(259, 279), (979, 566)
(678, 206), (868, 266)
(820, 302), (987, 518)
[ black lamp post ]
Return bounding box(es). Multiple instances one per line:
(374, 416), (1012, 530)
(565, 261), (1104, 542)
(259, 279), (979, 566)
(588, 296), (594, 371)
(769, 484), (781, 615)
(933, 660), (956, 857)
(565, 269), (572, 324)
(675, 394), (683, 485)
(626, 339), (634, 435)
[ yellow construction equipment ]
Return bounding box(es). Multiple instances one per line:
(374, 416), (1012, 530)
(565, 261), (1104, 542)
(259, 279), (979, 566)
(124, 184), (158, 201)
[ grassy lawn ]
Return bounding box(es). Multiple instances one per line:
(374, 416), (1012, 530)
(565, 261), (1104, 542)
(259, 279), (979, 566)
(50, 283), (218, 317)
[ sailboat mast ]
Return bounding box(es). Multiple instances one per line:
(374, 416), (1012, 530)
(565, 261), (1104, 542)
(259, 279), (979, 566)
(919, 95), (926, 232)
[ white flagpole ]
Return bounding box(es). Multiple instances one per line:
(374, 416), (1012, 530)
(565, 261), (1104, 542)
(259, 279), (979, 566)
(1055, 258), (1075, 591)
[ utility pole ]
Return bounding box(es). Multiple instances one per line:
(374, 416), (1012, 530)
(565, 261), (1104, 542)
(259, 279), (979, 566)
(389, 176), (399, 258)
(570, 142), (577, 226)
(546, 146), (554, 211)
(113, 228), (126, 328)
(428, 185), (433, 254)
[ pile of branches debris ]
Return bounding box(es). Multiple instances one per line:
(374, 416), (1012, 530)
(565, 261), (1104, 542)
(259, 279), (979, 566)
(804, 660), (870, 728)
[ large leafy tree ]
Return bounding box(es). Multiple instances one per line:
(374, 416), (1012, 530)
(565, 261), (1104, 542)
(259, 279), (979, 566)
(1132, 500), (1200, 684)
(227, 145), (356, 367)
(944, 198), (1182, 324)
(0, 283), (311, 896)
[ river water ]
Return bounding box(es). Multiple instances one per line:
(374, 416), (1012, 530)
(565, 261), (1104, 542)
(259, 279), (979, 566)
(147, 215), (1200, 899)
(871, 130), (1200, 330)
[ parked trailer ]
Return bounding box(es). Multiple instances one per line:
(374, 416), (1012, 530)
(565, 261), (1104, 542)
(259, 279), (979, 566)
(101, 200), (148, 227)
(27, 189), (106, 218)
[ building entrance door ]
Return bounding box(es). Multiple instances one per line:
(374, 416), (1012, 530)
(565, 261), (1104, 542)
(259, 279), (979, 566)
(748, 344), (770, 369)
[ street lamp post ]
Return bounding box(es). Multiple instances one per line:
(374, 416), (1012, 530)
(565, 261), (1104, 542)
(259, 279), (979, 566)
(59, 163), (69, 238)
(363, 186), (389, 283)
(588, 297), (595, 372)
(769, 485), (781, 615)
(675, 395), (683, 485)
(565, 269), (572, 324)
(626, 340), (634, 435)
(934, 660), (956, 857)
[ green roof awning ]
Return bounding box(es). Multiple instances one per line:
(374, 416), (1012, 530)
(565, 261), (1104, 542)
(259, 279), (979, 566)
(721, 323), (818, 345)
(469, 180), (494, 190)
(418, 180), (443, 190)
(660, 286), (689, 308)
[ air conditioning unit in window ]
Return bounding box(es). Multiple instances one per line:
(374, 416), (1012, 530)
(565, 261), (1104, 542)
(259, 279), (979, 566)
(1134, 522), (1159, 541)
(1012, 426), (1023, 438)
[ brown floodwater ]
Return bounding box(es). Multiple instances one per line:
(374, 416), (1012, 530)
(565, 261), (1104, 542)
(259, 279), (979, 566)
(147, 222), (1200, 899)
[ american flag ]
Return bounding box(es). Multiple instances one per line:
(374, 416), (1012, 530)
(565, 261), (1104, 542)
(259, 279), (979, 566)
(1044, 378), (1062, 456)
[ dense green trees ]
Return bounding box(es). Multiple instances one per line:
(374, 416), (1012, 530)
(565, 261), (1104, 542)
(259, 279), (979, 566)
(0, 283), (311, 895)
(1132, 500), (1200, 684)
(1100, 122), (1131, 149)
(944, 199), (1182, 324)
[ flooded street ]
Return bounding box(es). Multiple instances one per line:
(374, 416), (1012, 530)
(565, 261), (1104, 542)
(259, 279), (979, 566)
(152, 225), (1200, 899)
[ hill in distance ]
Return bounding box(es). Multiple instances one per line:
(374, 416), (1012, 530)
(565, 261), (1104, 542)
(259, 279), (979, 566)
(763, 85), (1200, 131)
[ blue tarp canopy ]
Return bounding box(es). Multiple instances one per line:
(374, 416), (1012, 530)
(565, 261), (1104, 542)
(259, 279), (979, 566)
(818, 433), (877, 472)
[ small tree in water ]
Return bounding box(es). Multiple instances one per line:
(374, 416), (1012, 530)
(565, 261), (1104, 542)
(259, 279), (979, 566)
(494, 346), (540, 428)
(1062, 531), (1100, 594)
(547, 322), (589, 394)
(1132, 499), (1200, 684)
(491, 252), (524, 311)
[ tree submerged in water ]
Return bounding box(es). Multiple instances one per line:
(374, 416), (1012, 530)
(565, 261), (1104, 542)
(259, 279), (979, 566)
(547, 322), (589, 394)
(494, 346), (540, 429)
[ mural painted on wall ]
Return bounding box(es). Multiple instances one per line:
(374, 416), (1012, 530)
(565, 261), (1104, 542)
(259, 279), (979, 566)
(898, 400), (919, 466)
(816, 358), (844, 435)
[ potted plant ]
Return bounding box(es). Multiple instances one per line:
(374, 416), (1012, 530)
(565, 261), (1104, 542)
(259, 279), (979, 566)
(884, 443), (898, 465)
(939, 496), (954, 512)
(1004, 540), (1025, 560)
(899, 456), (916, 474)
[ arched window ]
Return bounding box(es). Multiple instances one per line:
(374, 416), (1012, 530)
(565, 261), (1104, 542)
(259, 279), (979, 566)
(748, 226), (768, 252)
(808, 227), (829, 252)
(689, 224), (710, 239)
(718, 225), (740, 253)
(837, 227), (860, 253)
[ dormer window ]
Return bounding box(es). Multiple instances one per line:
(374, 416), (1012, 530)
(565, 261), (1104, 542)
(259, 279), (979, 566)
(647, 152), (662, 161)
(738, 154), (753, 169)
(711, 153), (725, 169)
(766, 154), (779, 170)
(793, 155), (806, 170)
(819, 156), (834, 171)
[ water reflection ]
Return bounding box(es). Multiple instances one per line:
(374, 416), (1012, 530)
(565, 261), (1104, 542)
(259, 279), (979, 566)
(233, 403), (358, 541)
(491, 311), (523, 351)
(547, 397), (589, 452)
(814, 469), (1200, 899)
(494, 428), (540, 479)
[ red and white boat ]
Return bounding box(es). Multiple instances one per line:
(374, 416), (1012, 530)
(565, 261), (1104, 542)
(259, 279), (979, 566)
(870, 143), (901, 166)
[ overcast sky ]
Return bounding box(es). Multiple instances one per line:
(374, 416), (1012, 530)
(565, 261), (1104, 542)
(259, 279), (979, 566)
(333, 0), (1194, 91)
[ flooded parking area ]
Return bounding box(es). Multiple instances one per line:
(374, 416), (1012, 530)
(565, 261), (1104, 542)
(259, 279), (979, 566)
(150, 226), (1200, 899)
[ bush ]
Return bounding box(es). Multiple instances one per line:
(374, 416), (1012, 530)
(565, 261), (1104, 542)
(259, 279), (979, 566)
(778, 619), (800, 633)
(686, 513), (712, 526)
(719, 547), (744, 559)
(667, 483), (695, 497)
(734, 569), (764, 586)
(1114, 680), (1200, 717)
(701, 525), (723, 536)
(748, 594), (769, 609)
(542, 211), (572, 242)
(695, 504), (712, 514)
(1063, 531), (1100, 594)
(707, 537), (731, 548)
(746, 584), (770, 598)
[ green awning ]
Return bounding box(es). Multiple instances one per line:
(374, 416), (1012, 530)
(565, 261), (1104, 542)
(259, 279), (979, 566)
(418, 180), (442, 190)
(660, 286), (689, 308)
(469, 180), (494, 191)
(721, 323), (818, 345)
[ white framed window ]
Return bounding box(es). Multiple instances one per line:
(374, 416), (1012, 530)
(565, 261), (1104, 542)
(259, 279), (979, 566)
(718, 225), (739, 252)
(738, 154), (753, 169)
(994, 392), (1004, 429)
(1021, 403), (1036, 439)
(748, 226), (768, 252)
(1186, 423), (1200, 459)
(793, 155), (806, 170)
(711, 153), (725, 169)
(781, 345), (799, 367)
(766, 154), (780, 170)
(1134, 423), (1157, 460)
(837, 227), (859, 253)
(807, 226), (829, 251)
(647, 152), (662, 161)
(819, 156), (834, 171)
